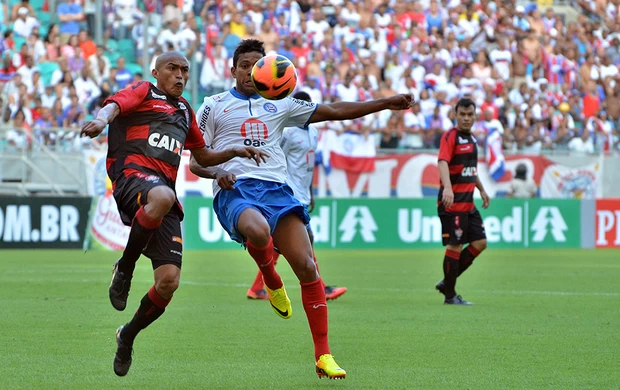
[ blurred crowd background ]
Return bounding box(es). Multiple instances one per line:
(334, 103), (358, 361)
(0, 0), (619, 154)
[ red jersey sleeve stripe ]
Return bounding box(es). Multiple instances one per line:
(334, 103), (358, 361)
(452, 183), (476, 193)
(438, 129), (456, 162)
(126, 125), (150, 141)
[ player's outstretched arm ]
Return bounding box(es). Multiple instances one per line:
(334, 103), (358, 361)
(80, 102), (120, 138)
(190, 146), (269, 168)
(188, 156), (237, 190)
(308, 94), (414, 124)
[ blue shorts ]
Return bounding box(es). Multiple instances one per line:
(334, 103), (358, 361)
(213, 178), (310, 244)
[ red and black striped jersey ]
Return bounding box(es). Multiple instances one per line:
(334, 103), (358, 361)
(103, 81), (206, 188)
(437, 128), (478, 213)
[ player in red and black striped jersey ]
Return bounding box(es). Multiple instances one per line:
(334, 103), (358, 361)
(81, 51), (268, 377)
(435, 98), (490, 306)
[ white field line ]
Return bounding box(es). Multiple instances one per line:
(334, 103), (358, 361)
(3, 276), (619, 297)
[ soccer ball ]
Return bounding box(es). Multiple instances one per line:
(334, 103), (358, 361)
(251, 55), (297, 100)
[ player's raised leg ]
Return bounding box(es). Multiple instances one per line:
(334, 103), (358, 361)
(273, 214), (346, 379)
(237, 208), (291, 318)
(110, 186), (176, 311)
(114, 263), (180, 376)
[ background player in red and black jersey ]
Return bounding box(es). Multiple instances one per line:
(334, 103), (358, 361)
(81, 51), (267, 377)
(435, 98), (490, 306)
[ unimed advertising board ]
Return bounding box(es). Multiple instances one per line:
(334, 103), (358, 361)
(0, 197), (91, 249)
(182, 197), (581, 250)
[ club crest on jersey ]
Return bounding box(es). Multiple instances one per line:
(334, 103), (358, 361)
(178, 102), (190, 124)
(461, 167), (477, 177)
(148, 133), (183, 156)
(458, 136), (469, 144)
(263, 102), (278, 113)
(151, 91), (167, 100)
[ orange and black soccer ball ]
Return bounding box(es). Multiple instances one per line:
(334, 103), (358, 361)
(251, 55), (297, 100)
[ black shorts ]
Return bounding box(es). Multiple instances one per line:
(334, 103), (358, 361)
(439, 208), (487, 246)
(113, 174), (183, 269)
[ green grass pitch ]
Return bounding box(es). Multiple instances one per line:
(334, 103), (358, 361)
(0, 248), (618, 389)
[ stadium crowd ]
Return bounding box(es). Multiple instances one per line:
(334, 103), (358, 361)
(0, 0), (619, 153)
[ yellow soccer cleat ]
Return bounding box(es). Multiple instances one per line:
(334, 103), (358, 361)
(265, 285), (292, 319)
(316, 354), (346, 380)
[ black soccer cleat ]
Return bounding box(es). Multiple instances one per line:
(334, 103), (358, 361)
(444, 295), (473, 306)
(114, 326), (133, 376)
(109, 260), (131, 311)
(435, 280), (446, 296)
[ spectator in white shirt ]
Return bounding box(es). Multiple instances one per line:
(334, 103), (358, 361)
(509, 82), (528, 106)
(200, 44), (228, 95)
(335, 71), (359, 102)
(374, 4), (391, 28)
(402, 102), (425, 149)
(13, 7), (39, 38)
(113, 0), (143, 39)
(17, 56), (37, 87)
(507, 164), (537, 198)
(568, 130), (595, 153)
(176, 17), (198, 56)
(74, 67), (101, 109)
(306, 11), (330, 47)
(157, 18), (184, 52)
(88, 46), (111, 84)
(301, 77), (323, 104)
(27, 70), (44, 97)
(490, 38), (512, 81)
(600, 55), (618, 80)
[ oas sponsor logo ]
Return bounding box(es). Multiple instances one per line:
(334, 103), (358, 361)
(240, 118), (269, 141)
(263, 102), (278, 113)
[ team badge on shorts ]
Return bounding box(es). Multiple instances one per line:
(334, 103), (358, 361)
(454, 216), (463, 240)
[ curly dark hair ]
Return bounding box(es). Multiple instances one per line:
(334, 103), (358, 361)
(233, 39), (266, 68)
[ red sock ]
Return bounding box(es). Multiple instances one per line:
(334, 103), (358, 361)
(247, 237), (283, 290)
(250, 270), (264, 292)
(301, 278), (330, 360)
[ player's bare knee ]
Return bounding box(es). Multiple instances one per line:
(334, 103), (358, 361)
(244, 223), (271, 248)
(294, 256), (318, 282)
(155, 275), (179, 298)
(447, 244), (462, 252)
(473, 239), (487, 252)
(148, 187), (176, 218)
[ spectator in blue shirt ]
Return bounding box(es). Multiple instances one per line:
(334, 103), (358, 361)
(114, 57), (134, 89)
(57, 0), (83, 44)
